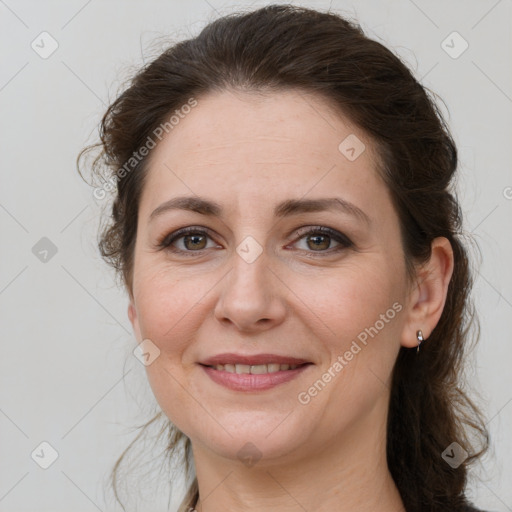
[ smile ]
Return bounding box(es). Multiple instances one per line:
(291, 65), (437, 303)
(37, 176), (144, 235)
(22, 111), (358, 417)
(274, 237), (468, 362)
(200, 362), (312, 391)
(207, 363), (301, 374)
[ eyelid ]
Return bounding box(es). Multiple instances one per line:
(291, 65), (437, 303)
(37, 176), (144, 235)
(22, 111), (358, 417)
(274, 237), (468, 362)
(288, 225), (352, 245)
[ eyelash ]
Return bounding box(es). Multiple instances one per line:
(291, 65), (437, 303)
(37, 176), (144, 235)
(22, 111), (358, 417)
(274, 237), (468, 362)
(156, 225), (353, 257)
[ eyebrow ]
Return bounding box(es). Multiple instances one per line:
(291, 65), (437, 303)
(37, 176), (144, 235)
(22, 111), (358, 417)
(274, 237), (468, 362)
(149, 195), (371, 226)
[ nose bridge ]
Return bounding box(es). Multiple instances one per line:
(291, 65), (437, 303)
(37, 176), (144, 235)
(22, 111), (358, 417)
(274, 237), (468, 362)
(228, 232), (272, 304)
(214, 232), (286, 331)
(233, 235), (269, 291)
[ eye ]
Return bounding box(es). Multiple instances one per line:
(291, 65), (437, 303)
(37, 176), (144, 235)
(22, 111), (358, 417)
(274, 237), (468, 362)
(157, 225), (353, 257)
(289, 226), (353, 255)
(157, 227), (219, 255)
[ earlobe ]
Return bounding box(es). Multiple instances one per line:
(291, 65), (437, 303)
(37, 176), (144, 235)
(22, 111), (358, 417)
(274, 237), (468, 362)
(400, 236), (454, 349)
(128, 302), (142, 341)
(128, 302), (136, 324)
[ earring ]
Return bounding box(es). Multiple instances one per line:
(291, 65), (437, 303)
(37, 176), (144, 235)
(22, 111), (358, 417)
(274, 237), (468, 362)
(416, 330), (424, 353)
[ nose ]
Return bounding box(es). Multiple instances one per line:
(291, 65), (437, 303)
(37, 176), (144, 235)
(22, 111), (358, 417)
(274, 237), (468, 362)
(213, 248), (287, 333)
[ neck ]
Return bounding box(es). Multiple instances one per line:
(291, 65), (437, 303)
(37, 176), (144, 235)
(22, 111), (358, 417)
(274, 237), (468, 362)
(190, 399), (405, 512)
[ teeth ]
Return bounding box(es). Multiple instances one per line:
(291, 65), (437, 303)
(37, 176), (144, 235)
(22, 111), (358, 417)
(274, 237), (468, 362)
(249, 364), (267, 374)
(211, 363), (300, 374)
(235, 364), (250, 374)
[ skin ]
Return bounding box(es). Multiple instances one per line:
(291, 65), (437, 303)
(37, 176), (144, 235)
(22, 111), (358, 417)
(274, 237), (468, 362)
(127, 89), (454, 512)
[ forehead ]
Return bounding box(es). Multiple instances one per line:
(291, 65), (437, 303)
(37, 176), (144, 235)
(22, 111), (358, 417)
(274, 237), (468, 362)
(139, 89), (389, 222)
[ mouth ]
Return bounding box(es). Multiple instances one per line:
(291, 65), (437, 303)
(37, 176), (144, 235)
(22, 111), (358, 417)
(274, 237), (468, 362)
(201, 362), (309, 374)
(199, 353), (311, 367)
(198, 353), (313, 391)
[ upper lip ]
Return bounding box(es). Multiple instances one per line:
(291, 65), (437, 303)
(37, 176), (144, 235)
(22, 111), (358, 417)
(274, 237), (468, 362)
(199, 353), (311, 366)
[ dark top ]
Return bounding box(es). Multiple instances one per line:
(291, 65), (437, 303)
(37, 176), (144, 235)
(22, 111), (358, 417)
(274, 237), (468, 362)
(463, 505), (493, 512)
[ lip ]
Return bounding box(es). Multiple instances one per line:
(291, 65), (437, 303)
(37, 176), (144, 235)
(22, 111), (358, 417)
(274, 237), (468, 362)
(200, 363), (312, 391)
(199, 353), (311, 366)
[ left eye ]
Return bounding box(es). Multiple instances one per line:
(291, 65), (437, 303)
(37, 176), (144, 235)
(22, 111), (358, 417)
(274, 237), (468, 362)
(289, 226), (353, 254)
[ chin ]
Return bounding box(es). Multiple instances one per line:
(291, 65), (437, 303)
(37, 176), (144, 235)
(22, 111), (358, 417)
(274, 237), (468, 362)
(185, 409), (317, 467)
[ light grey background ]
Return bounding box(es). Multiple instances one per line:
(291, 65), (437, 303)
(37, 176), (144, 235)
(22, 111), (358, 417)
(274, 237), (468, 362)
(1, 1), (511, 511)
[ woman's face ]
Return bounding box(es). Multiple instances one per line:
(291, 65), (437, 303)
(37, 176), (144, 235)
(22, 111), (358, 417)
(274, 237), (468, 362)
(128, 89), (417, 465)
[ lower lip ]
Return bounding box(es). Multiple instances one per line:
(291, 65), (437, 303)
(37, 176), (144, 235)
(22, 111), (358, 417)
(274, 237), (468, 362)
(200, 364), (312, 391)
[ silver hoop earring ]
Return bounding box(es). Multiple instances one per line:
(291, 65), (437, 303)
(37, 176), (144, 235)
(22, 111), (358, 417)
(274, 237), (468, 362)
(416, 330), (424, 353)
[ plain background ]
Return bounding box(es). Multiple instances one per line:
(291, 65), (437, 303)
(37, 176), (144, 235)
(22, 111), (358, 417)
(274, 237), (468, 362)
(1, 0), (511, 511)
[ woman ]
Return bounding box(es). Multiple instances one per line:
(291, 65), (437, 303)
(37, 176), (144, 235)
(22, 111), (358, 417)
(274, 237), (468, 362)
(79, 4), (491, 511)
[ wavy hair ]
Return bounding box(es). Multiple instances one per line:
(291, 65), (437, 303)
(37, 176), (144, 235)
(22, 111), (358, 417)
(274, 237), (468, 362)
(78, 5), (489, 511)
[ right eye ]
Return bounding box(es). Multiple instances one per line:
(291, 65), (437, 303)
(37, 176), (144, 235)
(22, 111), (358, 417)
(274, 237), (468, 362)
(157, 226), (219, 254)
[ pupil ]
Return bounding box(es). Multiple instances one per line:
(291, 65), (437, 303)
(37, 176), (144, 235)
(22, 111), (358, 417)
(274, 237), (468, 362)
(309, 234), (329, 250)
(187, 234), (205, 249)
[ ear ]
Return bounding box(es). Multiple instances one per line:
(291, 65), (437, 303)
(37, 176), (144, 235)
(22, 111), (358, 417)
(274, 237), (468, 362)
(128, 299), (142, 342)
(400, 236), (454, 349)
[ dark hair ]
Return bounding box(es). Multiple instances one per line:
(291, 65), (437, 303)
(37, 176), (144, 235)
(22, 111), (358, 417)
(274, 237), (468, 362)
(78, 4), (490, 511)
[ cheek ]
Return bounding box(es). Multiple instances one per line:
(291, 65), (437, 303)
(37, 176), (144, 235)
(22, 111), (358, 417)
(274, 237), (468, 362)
(134, 266), (203, 345)
(292, 266), (403, 425)
(143, 360), (200, 435)
(292, 259), (405, 403)
(134, 272), (201, 427)
(292, 259), (402, 342)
